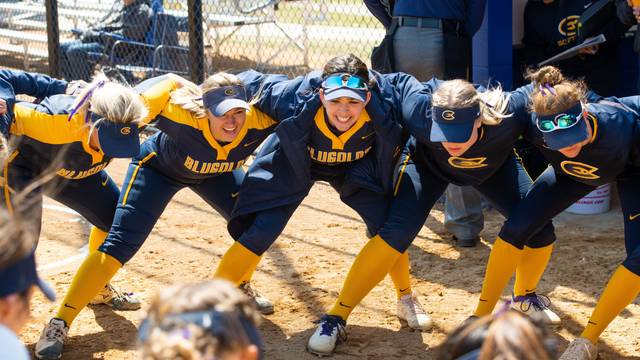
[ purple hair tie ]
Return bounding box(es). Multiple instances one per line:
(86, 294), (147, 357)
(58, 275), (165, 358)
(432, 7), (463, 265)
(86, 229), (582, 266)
(538, 84), (547, 96)
(67, 80), (106, 122)
(544, 83), (556, 95)
(494, 300), (512, 317)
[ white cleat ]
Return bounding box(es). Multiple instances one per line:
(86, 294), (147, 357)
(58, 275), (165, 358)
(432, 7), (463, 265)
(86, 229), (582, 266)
(511, 293), (561, 325)
(307, 315), (347, 356)
(559, 337), (598, 360)
(35, 318), (68, 360)
(397, 293), (433, 331)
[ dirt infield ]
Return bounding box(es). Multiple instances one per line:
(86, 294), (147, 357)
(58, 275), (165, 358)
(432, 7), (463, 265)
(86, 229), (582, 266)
(21, 158), (640, 359)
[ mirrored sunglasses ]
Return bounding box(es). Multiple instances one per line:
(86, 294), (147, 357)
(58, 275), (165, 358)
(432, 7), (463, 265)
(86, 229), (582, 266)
(322, 74), (368, 91)
(537, 112), (582, 133)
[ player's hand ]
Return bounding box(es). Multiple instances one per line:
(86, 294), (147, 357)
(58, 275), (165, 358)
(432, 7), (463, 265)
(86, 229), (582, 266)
(578, 45), (599, 55)
(66, 80), (88, 95)
(0, 98), (7, 115)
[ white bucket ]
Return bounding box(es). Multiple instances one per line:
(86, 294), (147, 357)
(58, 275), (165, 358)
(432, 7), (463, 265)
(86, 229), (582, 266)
(565, 184), (611, 215)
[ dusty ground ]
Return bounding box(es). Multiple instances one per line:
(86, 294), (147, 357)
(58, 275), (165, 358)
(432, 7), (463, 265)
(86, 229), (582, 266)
(21, 158), (640, 359)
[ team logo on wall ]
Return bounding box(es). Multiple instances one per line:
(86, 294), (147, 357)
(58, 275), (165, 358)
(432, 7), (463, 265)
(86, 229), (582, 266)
(560, 161), (600, 180)
(558, 15), (580, 36)
(442, 110), (456, 121)
(448, 156), (488, 169)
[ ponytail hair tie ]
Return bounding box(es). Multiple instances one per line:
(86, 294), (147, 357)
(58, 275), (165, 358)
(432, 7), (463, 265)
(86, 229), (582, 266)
(538, 83), (556, 97)
(67, 80), (106, 122)
(544, 83), (556, 95)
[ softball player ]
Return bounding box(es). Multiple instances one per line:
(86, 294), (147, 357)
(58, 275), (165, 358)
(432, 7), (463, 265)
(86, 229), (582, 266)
(304, 73), (584, 355)
(471, 66), (640, 360)
(35, 72), (280, 360)
(212, 54), (433, 335)
(0, 71), (146, 316)
(0, 69), (70, 136)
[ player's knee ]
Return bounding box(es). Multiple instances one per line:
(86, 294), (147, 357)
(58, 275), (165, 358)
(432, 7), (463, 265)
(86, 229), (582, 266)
(622, 257), (640, 277)
(376, 232), (412, 253)
(238, 237), (270, 257)
(525, 224), (556, 248)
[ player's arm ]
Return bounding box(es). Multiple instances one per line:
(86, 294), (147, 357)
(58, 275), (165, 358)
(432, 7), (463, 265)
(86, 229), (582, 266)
(609, 95), (640, 115)
(0, 69), (68, 99)
(135, 75), (181, 127)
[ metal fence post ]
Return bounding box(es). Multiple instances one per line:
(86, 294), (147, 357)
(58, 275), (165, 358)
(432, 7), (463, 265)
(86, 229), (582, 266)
(188, 0), (204, 84)
(45, 0), (60, 78)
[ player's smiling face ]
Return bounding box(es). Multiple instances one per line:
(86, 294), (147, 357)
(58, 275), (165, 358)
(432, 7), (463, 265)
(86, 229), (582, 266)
(320, 92), (371, 132)
(208, 107), (247, 143)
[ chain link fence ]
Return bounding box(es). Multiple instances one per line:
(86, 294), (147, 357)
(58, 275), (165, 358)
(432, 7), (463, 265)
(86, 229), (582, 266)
(0, 0), (383, 84)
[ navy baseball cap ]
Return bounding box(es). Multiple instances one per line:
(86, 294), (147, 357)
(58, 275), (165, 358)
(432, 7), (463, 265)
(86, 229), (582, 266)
(430, 104), (481, 143)
(93, 113), (141, 158)
(202, 85), (250, 117)
(0, 251), (55, 301)
(536, 103), (589, 150)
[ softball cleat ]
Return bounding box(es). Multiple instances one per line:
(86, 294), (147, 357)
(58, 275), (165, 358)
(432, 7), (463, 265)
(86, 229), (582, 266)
(307, 314), (347, 356)
(397, 293), (433, 330)
(89, 283), (141, 310)
(559, 337), (598, 360)
(35, 318), (68, 360)
(240, 282), (274, 315)
(511, 293), (561, 325)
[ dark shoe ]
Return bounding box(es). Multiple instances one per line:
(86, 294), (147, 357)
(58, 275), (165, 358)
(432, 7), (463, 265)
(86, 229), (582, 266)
(454, 236), (479, 247)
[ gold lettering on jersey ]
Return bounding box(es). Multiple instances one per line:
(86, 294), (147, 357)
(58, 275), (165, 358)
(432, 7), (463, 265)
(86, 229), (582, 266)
(56, 162), (110, 179)
(447, 156), (488, 169)
(308, 146), (372, 164)
(183, 155), (245, 174)
(560, 161), (600, 180)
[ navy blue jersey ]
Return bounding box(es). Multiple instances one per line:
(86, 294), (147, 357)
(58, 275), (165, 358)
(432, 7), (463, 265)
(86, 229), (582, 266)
(10, 95), (113, 180)
(402, 81), (533, 186)
(526, 99), (640, 187)
(308, 108), (374, 165)
(136, 76), (277, 183)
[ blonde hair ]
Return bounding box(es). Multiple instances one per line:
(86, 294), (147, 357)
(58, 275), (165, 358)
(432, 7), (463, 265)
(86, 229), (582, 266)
(0, 205), (37, 269)
(438, 310), (554, 360)
(526, 66), (588, 116)
(432, 79), (511, 126)
(170, 72), (244, 118)
(72, 73), (148, 138)
(140, 280), (260, 360)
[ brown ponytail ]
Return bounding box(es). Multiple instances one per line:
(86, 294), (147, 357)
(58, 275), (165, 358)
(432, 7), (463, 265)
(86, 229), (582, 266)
(526, 66), (588, 116)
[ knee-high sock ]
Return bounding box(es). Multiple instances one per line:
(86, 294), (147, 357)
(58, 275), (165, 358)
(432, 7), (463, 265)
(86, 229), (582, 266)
(55, 252), (122, 325)
(513, 244), (554, 297)
(328, 235), (402, 320)
(214, 241), (261, 286)
(581, 265), (640, 344)
(388, 251), (412, 298)
(239, 255), (263, 285)
(88, 226), (108, 253)
(474, 237), (523, 317)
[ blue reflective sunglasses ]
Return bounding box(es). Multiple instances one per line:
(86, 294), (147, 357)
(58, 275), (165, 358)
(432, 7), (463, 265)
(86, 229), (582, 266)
(537, 113), (582, 132)
(536, 102), (584, 133)
(321, 74), (368, 91)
